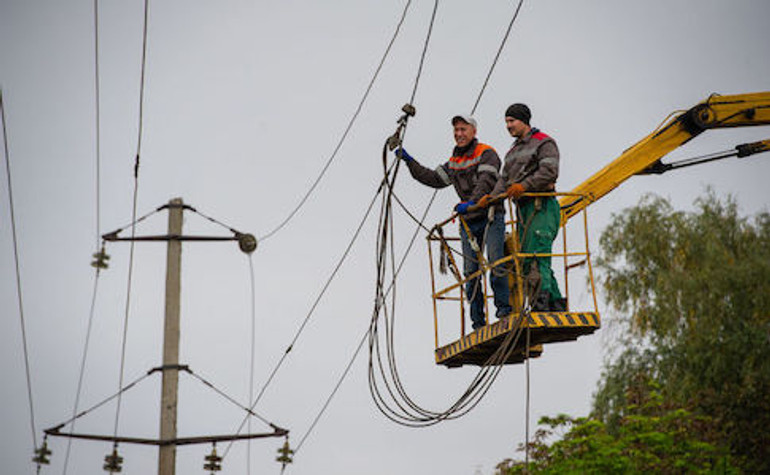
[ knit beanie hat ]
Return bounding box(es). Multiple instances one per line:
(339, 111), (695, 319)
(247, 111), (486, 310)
(505, 103), (531, 124)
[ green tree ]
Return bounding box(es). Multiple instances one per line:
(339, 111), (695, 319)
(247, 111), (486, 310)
(496, 381), (736, 474)
(496, 192), (769, 473)
(593, 192), (770, 472)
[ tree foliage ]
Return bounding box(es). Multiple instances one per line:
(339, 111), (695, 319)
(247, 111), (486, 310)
(495, 192), (769, 473)
(593, 192), (770, 472)
(496, 381), (736, 474)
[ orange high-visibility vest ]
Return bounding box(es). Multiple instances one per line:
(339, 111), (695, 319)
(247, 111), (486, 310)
(448, 143), (493, 171)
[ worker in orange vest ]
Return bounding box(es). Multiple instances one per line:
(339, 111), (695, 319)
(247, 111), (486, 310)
(396, 115), (512, 329)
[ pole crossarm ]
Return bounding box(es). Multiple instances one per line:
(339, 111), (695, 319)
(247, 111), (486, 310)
(100, 199), (258, 254)
(44, 427), (289, 447)
(102, 233), (239, 242)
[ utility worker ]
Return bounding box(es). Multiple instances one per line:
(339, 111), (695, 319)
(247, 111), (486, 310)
(482, 103), (565, 311)
(396, 115), (511, 330)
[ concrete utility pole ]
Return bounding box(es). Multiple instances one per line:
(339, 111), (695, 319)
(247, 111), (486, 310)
(159, 197), (183, 475)
(42, 196), (284, 473)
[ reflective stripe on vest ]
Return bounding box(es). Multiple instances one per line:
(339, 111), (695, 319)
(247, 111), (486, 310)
(448, 143), (493, 171)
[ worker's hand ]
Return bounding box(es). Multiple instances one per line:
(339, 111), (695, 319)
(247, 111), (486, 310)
(476, 194), (491, 208)
(506, 183), (526, 199)
(395, 147), (414, 162)
(455, 200), (475, 215)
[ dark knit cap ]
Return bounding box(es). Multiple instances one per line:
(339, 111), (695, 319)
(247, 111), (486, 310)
(505, 103), (531, 124)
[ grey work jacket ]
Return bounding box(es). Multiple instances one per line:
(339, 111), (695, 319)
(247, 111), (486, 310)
(492, 128), (560, 196)
(405, 138), (501, 221)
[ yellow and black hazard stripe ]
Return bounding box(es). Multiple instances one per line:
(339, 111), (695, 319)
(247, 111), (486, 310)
(525, 311), (600, 328)
(435, 311), (600, 367)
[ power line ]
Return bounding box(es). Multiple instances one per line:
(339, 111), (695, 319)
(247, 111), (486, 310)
(134, 0), (151, 161)
(112, 0), (152, 444)
(471, 0), (525, 115)
(367, 156), (521, 427)
(63, 2), (104, 471)
(61, 269), (102, 475)
(364, 0), (531, 428)
(247, 254), (257, 474)
(237, 0), (529, 439)
(223, 171), (389, 461)
(258, 0), (415, 243)
(1, 88), (40, 453)
(229, 0), (434, 459)
(294, 327), (369, 454)
(292, 183), (439, 458)
(408, 0), (438, 105)
(93, 0), (102, 251)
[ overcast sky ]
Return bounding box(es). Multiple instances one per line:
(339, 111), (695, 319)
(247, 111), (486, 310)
(2, 1), (769, 474)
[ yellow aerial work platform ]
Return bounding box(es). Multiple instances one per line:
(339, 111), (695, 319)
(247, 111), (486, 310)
(426, 92), (770, 368)
(427, 193), (601, 368)
(434, 311), (600, 367)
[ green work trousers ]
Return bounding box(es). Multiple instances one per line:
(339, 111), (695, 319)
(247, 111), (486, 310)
(517, 196), (563, 302)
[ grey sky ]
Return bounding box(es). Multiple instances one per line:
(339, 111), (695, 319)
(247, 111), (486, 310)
(2, 1), (769, 474)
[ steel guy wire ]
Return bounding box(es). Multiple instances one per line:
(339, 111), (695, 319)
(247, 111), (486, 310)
(47, 372), (152, 431)
(102, 207), (162, 237)
(185, 370), (275, 428)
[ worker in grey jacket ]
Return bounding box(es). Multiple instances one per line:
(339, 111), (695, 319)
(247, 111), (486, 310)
(487, 103), (565, 311)
(396, 115), (512, 330)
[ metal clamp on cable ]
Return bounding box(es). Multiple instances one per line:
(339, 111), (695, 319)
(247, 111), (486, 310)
(387, 103), (417, 151)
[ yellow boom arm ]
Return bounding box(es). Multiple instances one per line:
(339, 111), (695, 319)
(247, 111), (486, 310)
(559, 92), (770, 222)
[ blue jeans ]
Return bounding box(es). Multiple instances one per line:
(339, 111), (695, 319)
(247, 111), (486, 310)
(460, 212), (512, 329)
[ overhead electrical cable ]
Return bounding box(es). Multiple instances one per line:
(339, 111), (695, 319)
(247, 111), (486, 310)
(112, 0), (151, 444)
(1, 89), (40, 454)
(257, 0), (414, 243)
(291, 187), (438, 460)
(62, 2), (104, 472)
(246, 254), (257, 473)
(277, 0), (441, 451)
(249, 0), (529, 461)
(471, 0), (525, 114)
(93, 0), (102, 252)
(294, 328), (368, 455)
(227, 0), (437, 444)
(222, 169), (391, 460)
(407, 0), (438, 105)
(525, 325), (532, 468)
(366, 0), (530, 427)
(61, 271), (102, 475)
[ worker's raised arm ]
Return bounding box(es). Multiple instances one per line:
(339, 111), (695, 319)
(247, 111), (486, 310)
(395, 147), (452, 189)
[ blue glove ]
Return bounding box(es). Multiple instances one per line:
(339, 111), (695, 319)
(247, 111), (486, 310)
(455, 201), (475, 215)
(395, 147), (414, 162)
